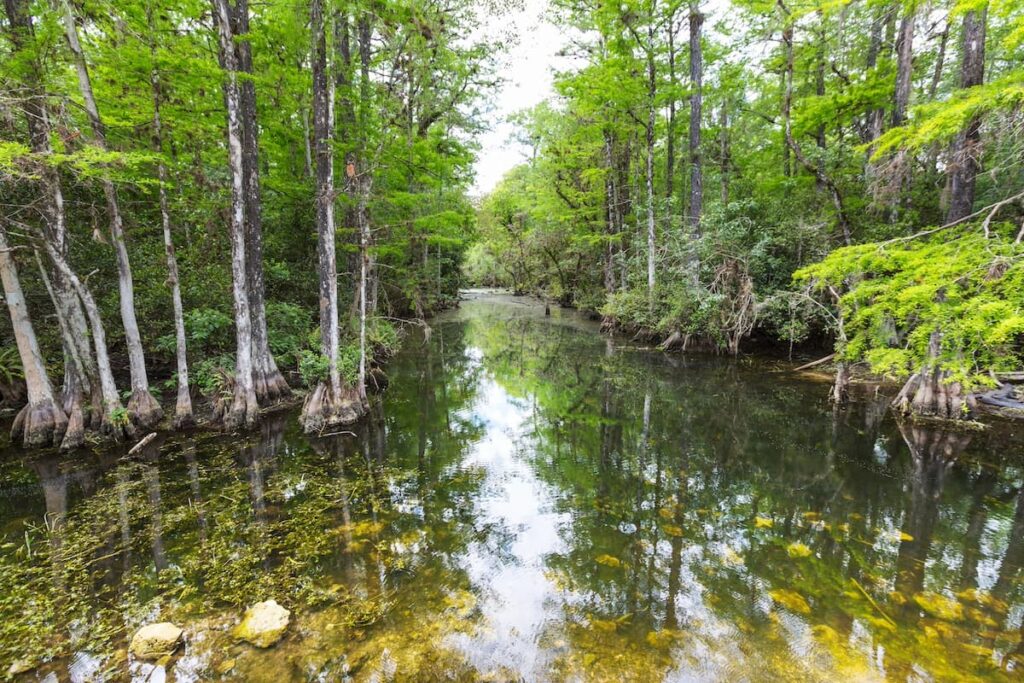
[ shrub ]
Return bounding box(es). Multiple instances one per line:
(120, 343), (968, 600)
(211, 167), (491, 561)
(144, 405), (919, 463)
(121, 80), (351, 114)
(795, 223), (1024, 388)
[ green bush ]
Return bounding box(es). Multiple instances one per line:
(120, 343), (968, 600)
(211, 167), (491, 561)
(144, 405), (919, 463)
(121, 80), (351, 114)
(795, 223), (1024, 388)
(298, 350), (329, 387)
(191, 353), (235, 397)
(267, 300), (312, 362)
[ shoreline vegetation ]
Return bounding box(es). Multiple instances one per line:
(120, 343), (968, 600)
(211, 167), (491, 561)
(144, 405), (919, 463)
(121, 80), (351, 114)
(1, 0), (1023, 453)
(1, 0), (486, 450)
(465, 0), (1024, 428)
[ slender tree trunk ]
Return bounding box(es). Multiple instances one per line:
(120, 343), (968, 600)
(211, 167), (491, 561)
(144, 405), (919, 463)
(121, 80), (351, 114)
(892, 7), (915, 127)
(603, 133), (619, 299)
(0, 227), (67, 448)
(357, 179), (371, 403)
(929, 18), (949, 100)
(302, 0), (360, 433)
(719, 101), (730, 205)
(149, 22), (194, 429)
(212, 0), (259, 429)
(688, 0), (704, 246)
(946, 4), (987, 224)
(780, 22), (793, 177)
(233, 0), (290, 404)
(42, 240), (133, 439)
(815, 11), (826, 192)
(355, 12), (374, 402)
(33, 252), (90, 447)
(863, 4), (883, 144)
(665, 18), (677, 201)
(645, 23), (657, 297)
(59, 0), (162, 429)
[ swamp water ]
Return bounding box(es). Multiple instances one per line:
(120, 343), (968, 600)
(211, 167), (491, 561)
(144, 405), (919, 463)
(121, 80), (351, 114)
(2, 292), (1024, 682)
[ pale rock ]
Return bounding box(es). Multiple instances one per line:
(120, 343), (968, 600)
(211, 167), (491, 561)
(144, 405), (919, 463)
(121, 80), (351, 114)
(129, 622), (183, 660)
(233, 600), (290, 648)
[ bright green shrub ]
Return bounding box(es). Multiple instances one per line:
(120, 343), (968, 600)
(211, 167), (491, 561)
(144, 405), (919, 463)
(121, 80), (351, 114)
(795, 223), (1024, 388)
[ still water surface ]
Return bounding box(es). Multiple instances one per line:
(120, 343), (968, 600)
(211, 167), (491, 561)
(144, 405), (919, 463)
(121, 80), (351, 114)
(2, 292), (1024, 681)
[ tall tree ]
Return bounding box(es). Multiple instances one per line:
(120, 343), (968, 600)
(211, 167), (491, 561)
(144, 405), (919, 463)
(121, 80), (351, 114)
(687, 0), (703, 239)
(58, 0), (162, 429)
(891, 2), (916, 127)
(148, 6), (193, 429)
(232, 0), (291, 404)
(211, 0), (259, 429)
(0, 225), (67, 448)
(302, 0), (361, 432)
(945, 3), (987, 224)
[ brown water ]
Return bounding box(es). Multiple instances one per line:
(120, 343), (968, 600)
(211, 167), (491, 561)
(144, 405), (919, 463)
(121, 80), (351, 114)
(2, 291), (1024, 681)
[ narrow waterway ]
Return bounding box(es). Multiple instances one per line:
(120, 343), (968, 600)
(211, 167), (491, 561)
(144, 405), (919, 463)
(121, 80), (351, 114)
(2, 291), (1024, 681)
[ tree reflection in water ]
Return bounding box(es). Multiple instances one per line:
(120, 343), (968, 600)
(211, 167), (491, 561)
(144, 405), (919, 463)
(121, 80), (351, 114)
(0, 293), (1022, 681)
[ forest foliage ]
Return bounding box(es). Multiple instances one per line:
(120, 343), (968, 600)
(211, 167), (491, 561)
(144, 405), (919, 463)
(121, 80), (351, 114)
(467, 0), (1024, 416)
(0, 0), (497, 446)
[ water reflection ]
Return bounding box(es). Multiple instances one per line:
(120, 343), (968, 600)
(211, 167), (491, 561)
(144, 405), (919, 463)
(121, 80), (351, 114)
(1, 293), (1023, 681)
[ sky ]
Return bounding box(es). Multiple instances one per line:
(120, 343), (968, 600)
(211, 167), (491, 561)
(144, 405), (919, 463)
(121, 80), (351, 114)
(471, 0), (568, 196)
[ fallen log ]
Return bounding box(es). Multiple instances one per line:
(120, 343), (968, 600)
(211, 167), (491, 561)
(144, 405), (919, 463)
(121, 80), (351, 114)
(793, 353), (835, 372)
(127, 432), (158, 456)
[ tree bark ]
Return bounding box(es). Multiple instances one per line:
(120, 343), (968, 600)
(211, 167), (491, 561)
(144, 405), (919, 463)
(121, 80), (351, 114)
(42, 239), (133, 439)
(301, 0), (361, 433)
(892, 7), (915, 127)
(688, 0), (703, 243)
(780, 22), (793, 177)
(645, 21), (657, 296)
(602, 133), (619, 299)
(0, 227), (67, 448)
(232, 0), (290, 404)
(719, 101), (730, 205)
(665, 16), (677, 201)
(4, 0), (99, 437)
(59, 0), (162, 429)
(945, 4), (987, 224)
(149, 16), (194, 429)
(212, 0), (259, 430)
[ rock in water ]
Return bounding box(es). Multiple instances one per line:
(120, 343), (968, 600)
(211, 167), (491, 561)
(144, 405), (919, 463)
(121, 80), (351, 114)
(233, 600), (291, 647)
(7, 658), (36, 676)
(129, 622), (183, 659)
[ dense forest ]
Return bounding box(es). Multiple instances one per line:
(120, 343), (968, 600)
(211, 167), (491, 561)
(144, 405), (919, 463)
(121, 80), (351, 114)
(468, 0), (1024, 421)
(1, 0), (492, 448)
(1, 0), (1023, 453)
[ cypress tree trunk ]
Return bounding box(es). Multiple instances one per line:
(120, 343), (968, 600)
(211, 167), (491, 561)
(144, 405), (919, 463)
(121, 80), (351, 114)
(0, 227), (68, 448)
(665, 17), (677, 201)
(149, 19), (194, 429)
(645, 22), (657, 296)
(301, 0), (360, 433)
(945, 4), (987, 224)
(212, 0), (259, 430)
(59, 0), (162, 429)
(891, 7), (915, 127)
(4, 0), (100, 442)
(719, 101), (730, 204)
(33, 253), (90, 447)
(602, 133), (619, 299)
(233, 0), (290, 404)
(688, 0), (703, 237)
(354, 12), (375, 402)
(42, 241), (133, 439)
(892, 330), (976, 420)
